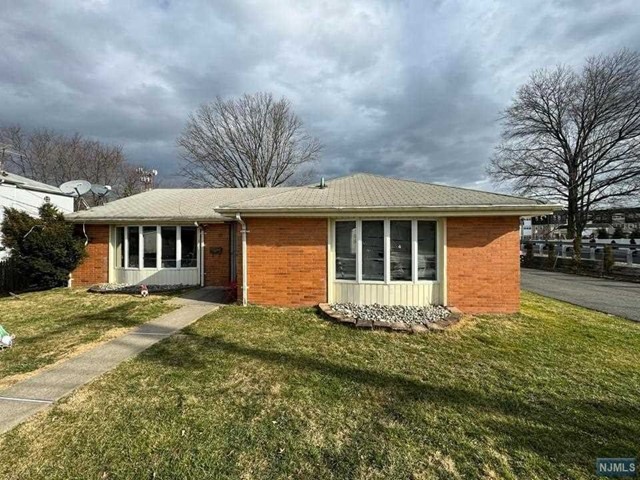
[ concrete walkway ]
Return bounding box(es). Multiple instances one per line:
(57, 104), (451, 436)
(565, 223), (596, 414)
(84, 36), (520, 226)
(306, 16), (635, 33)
(522, 269), (640, 322)
(0, 288), (223, 435)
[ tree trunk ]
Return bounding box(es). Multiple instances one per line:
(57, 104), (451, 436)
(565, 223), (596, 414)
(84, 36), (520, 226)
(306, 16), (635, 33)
(567, 181), (582, 269)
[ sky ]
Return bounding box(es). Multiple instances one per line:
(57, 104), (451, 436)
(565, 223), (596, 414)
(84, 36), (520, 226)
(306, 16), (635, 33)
(1, 0), (639, 189)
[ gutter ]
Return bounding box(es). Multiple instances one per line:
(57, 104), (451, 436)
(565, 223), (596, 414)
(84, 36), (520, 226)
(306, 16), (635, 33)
(235, 213), (248, 307)
(215, 204), (562, 217)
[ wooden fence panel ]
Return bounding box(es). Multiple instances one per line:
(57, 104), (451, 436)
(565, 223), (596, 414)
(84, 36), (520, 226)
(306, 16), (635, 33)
(0, 257), (29, 293)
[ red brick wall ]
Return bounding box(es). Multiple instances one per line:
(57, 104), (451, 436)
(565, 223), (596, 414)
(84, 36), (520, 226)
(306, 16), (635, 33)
(446, 216), (520, 313)
(243, 218), (327, 307)
(72, 224), (109, 287)
(203, 223), (235, 287)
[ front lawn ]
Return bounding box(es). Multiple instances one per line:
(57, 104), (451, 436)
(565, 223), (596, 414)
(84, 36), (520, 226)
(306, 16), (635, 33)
(1, 292), (639, 479)
(0, 288), (177, 388)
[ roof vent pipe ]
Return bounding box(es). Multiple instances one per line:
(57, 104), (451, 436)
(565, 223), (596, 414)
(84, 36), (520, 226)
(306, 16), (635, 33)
(319, 177), (326, 189)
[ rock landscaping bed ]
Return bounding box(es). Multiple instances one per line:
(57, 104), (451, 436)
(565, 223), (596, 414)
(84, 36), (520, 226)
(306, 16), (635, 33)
(88, 283), (191, 294)
(318, 302), (462, 333)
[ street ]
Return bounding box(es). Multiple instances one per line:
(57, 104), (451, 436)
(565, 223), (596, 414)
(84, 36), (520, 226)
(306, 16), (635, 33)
(521, 269), (640, 322)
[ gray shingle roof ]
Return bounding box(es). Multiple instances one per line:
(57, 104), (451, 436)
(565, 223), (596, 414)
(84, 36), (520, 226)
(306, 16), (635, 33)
(219, 173), (545, 211)
(65, 187), (295, 222)
(66, 173), (553, 222)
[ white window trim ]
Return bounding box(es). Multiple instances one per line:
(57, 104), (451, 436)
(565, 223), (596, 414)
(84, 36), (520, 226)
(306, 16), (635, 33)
(116, 225), (199, 271)
(333, 219), (439, 285)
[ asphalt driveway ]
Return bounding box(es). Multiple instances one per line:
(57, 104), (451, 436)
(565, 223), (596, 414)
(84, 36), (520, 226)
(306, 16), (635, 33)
(521, 269), (640, 322)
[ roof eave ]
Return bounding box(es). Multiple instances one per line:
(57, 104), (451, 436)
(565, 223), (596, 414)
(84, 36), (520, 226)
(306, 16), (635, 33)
(1, 180), (70, 196)
(64, 215), (235, 224)
(218, 204), (561, 217)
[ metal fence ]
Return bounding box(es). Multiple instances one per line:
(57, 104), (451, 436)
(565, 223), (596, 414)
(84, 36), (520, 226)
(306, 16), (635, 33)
(523, 240), (640, 267)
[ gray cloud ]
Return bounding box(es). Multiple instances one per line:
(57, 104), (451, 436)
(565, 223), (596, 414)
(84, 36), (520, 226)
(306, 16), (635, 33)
(1, 0), (639, 189)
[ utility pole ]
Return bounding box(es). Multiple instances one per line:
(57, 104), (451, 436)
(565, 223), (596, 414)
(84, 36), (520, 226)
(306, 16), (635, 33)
(136, 167), (158, 191)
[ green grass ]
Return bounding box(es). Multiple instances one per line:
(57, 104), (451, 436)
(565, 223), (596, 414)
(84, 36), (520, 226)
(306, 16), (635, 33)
(0, 288), (177, 388)
(1, 292), (639, 479)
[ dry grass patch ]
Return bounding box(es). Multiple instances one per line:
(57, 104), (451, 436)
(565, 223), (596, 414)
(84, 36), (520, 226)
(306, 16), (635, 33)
(0, 288), (177, 388)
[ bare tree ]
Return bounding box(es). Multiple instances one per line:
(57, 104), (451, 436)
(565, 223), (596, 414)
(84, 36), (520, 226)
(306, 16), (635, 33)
(0, 125), (145, 202)
(178, 92), (321, 187)
(489, 50), (640, 249)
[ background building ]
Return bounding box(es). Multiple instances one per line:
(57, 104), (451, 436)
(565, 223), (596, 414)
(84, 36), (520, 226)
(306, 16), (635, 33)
(0, 171), (74, 259)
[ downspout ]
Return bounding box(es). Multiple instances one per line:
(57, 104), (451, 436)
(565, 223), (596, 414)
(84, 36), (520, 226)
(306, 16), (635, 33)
(196, 222), (204, 287)
(235, 213), (248, 306)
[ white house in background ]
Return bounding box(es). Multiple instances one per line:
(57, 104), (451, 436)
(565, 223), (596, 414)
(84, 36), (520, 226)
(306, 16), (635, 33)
(0, 171), (74, 259)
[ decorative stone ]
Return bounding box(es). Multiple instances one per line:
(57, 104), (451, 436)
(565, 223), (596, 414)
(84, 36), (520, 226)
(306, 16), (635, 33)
(373, 320), (392, 329)
(448, 307), (463, 321)
(427, 322), (445, 331)
(317, 302), (454, 333)
(88, 283), (189, 294)
(390, 322), (411, 332)
(411, 324), (429, 334)
(355, 318), (373, 328)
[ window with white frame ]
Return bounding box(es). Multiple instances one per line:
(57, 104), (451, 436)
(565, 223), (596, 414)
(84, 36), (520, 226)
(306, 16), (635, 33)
(181, 226), (198, 268)
(335, 221), (356, 280)
(362, 220), (384, 281)
(114, 226), (198, 269)
(334, 219), (437, 282)
(115, 226), (125, 268)
(160, 226), (177, 268)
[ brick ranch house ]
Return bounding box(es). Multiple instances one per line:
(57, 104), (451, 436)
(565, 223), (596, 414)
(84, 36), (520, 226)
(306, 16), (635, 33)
(66, 173), (555, 313)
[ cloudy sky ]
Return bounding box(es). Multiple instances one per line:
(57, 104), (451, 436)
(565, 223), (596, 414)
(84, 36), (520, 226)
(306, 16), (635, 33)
(1, 0), (639, 189)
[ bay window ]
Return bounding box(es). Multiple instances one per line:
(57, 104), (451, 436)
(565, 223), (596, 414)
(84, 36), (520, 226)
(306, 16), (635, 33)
(334, 219), (438, 283)
(116, 226), (199, 269)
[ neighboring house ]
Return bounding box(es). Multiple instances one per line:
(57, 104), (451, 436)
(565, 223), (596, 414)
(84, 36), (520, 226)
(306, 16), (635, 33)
(0, 171), (74, 259)
(66, 173), (555, 313)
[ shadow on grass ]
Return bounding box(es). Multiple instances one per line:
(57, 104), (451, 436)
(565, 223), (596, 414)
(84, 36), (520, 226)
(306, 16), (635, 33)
(16, 301), (162, 345)
(144, 333), (640, 471)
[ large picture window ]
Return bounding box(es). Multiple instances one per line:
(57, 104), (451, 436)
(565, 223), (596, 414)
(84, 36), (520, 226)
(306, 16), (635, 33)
(117, 225), (198, 269)
(334, 219), (438, 283)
